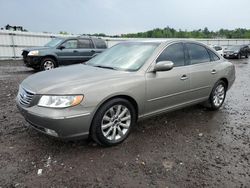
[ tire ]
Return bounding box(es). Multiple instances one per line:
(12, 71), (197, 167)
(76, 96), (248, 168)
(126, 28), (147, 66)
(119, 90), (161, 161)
(90, 98), (136, 146)
(207, 80), (227, 111)
(40, 57), (57, 71)
(237, 53), (241, 59)
(246, 54), (248, 58)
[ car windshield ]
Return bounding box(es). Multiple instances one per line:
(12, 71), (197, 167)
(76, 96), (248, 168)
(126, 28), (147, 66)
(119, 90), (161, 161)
(227, 45), (241, 51)
(44, 38), (63, 47)
(86, 42), (159, 71)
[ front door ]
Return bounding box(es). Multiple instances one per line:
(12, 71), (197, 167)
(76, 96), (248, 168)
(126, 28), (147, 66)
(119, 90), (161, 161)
(145, 42), (190, 116)
(56, 39), (80, 65)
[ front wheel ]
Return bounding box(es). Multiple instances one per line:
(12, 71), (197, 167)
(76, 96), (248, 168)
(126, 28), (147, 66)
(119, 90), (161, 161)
(237, 53), (241, 59)
(40, 58), (57, 71)
(91, 98), (136, 146)
(207, 80), (227, 111)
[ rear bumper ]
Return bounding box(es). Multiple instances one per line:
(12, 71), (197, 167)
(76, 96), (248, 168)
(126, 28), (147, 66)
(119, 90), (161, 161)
(16, 101), (94, 140)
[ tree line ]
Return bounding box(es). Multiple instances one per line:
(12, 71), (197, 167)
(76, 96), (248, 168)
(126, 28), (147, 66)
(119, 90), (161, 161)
(121, 27), (250, 39)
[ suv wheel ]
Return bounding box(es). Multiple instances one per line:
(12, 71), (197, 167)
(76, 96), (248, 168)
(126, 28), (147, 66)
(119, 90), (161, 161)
(207, 80), (226, 111)
(91, 98), (136, 146)
(40, 58), (56, 71)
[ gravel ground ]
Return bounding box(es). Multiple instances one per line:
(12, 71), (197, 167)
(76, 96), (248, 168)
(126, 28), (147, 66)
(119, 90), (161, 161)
(0, 59), (250, 188)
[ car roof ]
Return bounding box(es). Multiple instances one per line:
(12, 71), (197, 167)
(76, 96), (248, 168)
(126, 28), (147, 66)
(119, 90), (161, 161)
(120, 39), (207, 46)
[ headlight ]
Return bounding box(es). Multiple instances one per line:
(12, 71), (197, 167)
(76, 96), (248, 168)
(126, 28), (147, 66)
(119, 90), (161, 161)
(38, 95), (83, 108)
(28, 50), (39, 56)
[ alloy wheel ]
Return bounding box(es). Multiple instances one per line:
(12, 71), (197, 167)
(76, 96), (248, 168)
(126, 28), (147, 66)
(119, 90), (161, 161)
(101, 105), (131, 141)
(212, 84), (225, 107)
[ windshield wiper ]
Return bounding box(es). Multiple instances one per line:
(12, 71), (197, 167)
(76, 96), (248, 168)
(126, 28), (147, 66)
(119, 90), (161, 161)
(94, 65), (116, 70)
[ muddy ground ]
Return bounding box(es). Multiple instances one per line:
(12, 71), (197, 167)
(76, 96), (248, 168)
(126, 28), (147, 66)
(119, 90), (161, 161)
(0, 59), (249, 188)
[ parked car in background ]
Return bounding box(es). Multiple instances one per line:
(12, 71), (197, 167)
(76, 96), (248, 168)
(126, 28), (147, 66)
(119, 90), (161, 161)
(22, 36), (107, 71)
(17, 40), (235, 146)
(211, 45), (223, 56)
(223, 45), (249, 59)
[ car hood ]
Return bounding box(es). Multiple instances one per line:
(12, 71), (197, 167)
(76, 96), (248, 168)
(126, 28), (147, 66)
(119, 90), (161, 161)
(23, 46), (51, 52)
(21, 64), (133, 94)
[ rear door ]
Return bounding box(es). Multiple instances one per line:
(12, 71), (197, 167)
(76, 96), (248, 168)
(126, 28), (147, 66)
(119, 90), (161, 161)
(56, 39), (79, 65)
(145, 42), (191, 115)
(185, 43), (219, 101)
(77, 39), (97, 62)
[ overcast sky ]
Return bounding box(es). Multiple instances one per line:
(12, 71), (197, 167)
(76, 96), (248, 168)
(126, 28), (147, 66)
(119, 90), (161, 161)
(1, 0), (250, 35)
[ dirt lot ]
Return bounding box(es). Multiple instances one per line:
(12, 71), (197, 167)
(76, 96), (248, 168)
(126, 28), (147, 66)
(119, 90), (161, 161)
(0, 59), (250, 188)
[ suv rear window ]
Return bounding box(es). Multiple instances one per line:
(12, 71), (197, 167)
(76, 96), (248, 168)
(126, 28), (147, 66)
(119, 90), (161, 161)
(92, 38), (107, 49)
(78, 39), (93, 49)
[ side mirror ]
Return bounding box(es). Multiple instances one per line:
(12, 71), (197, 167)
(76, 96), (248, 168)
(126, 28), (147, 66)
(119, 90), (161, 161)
(154, 61), (174, 72)
(58, 45), (65, 50)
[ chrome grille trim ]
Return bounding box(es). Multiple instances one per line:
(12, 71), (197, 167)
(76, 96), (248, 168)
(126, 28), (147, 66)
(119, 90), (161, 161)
(18, 86), (35, 107)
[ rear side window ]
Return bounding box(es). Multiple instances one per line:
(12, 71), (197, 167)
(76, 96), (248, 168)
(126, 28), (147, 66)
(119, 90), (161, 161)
(78, 39), (92, 49)
(92, 38), (107, 49)
(186, 43), (210, 64)
(208, 49), (220, 61)
(156, 43), (185, 67)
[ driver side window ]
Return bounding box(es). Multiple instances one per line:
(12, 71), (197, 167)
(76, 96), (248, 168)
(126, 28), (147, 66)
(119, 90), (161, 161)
(62, 40), (77, 49)
(156, 43), (185, 67)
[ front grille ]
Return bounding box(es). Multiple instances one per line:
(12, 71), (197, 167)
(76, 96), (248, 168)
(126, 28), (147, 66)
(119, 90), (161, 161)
(18, 87), (35, 107)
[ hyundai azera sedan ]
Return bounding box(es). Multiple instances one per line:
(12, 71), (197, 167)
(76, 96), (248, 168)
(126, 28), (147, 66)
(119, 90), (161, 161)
(17, 40), (235, 146)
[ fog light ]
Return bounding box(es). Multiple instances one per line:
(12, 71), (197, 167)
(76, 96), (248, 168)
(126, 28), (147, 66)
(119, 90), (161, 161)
(45, 128), (58, 137)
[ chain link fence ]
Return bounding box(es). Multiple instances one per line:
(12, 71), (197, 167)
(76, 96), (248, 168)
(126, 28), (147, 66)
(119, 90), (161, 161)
(1, 30), (250, 59)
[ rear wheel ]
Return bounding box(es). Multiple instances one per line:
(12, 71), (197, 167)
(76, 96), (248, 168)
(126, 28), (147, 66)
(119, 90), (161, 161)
(91, 98), (136, 146)
(246, 54), (248, 58)
(40, 57), (57, 71)
(207, 80), (226, 111)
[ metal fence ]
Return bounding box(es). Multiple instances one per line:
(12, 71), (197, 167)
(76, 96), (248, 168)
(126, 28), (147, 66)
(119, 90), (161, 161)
(1, 30), (250, 59)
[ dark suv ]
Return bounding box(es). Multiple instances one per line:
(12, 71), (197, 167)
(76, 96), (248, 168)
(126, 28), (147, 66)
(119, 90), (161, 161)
(223, 45), (249, 59)
(22, 36), (107, 70)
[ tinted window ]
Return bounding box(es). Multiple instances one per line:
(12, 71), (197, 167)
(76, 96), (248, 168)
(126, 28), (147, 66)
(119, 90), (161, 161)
(186, 43), (210, 64)
(62, 40), (77, 49)
(92, 38), (107, 49)
(78, 39), (92, 49)
(156, 43), (185, 67)
(208, 49), (220, 61)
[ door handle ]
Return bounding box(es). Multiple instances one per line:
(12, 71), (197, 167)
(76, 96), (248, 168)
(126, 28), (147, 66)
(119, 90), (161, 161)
(211, 69), (217, 74)
(91, 50), (96, 53)
(180, 75), (188, 80)
(73, 50), (79, 53)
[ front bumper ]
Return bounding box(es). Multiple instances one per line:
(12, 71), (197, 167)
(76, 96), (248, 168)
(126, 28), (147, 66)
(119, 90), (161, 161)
(16, 100), (94, 140)
(22, 55), (42, 68)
